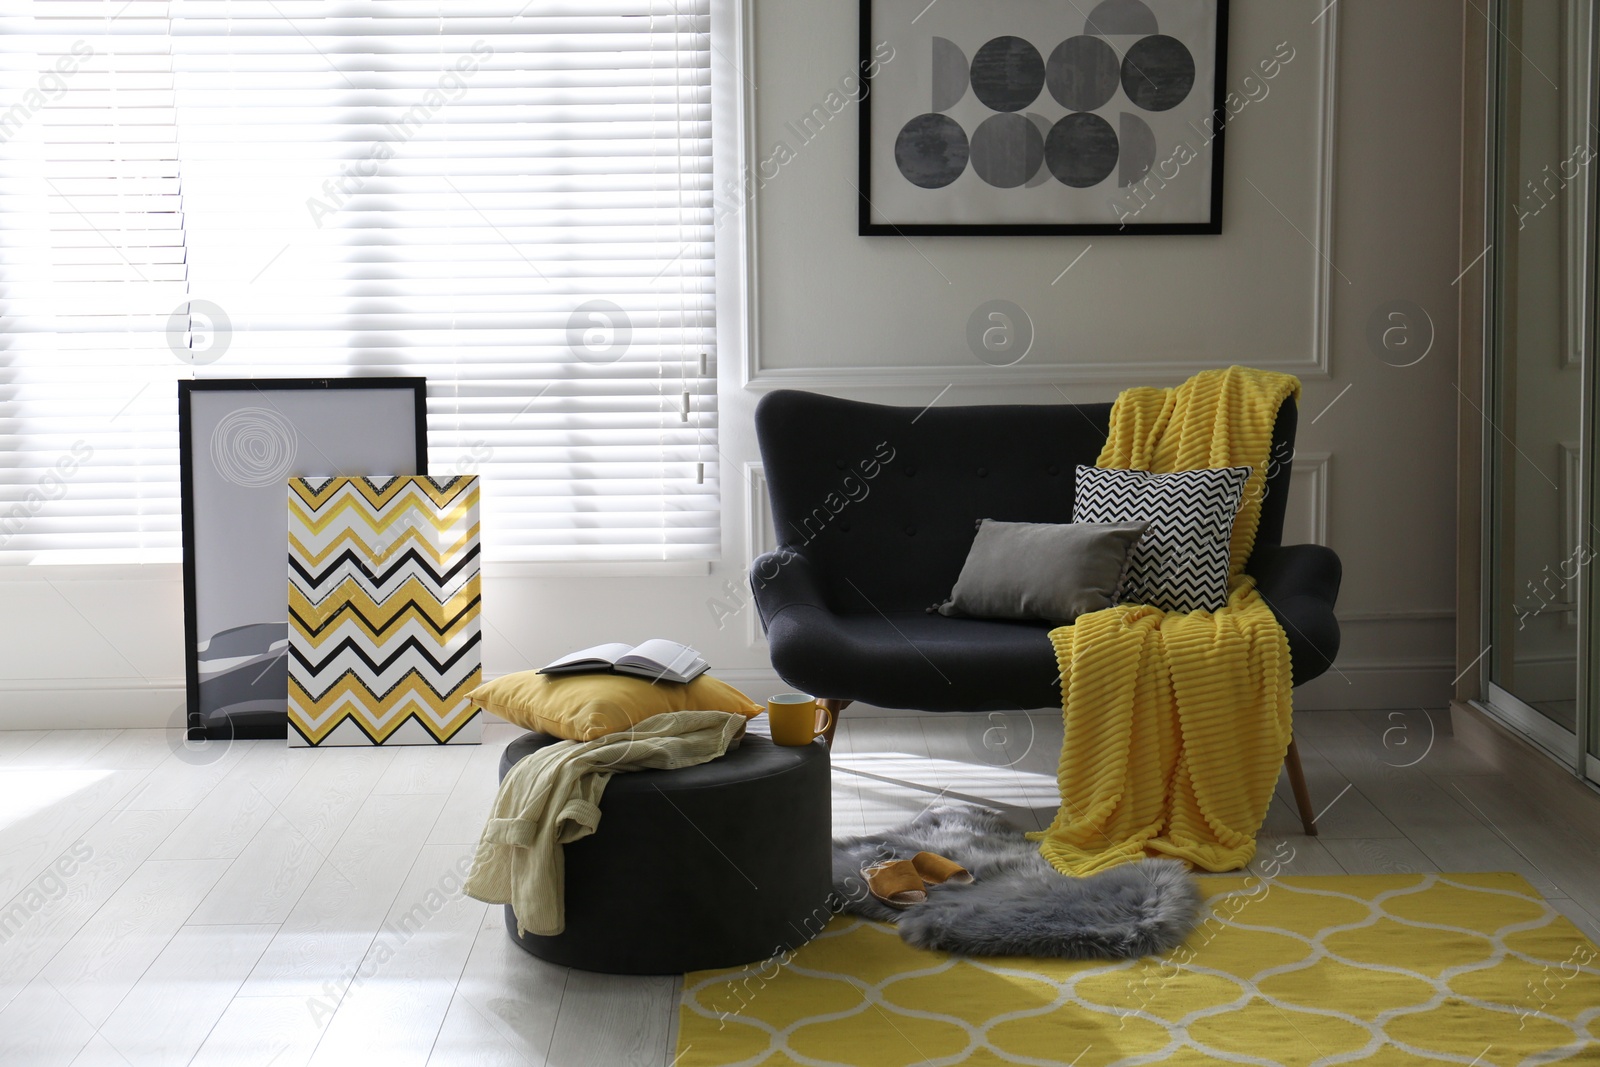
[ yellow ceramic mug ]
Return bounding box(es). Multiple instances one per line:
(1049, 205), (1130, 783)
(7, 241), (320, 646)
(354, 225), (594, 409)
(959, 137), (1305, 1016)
(766, 692), (833, 746)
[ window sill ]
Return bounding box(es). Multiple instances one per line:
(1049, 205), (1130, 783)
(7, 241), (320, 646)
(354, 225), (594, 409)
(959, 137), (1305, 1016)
(0, 559), (716, 581)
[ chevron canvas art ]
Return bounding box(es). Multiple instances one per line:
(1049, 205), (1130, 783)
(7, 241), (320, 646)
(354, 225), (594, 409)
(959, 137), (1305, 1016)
(287, 476), (482, 747)
(1072, 465), (1250, 613)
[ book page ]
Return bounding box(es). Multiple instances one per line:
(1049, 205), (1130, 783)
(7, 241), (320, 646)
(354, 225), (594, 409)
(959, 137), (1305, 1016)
(619, 638), (703, 673)
(542, 642), (634, 671)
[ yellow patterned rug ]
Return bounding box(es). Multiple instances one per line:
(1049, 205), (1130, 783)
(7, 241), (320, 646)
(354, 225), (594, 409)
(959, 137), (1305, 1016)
(676, 872), (1600, 1066)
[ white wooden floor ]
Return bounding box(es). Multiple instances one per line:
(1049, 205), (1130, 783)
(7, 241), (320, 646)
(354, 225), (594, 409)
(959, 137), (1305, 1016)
(0, 705), (1597, 1065)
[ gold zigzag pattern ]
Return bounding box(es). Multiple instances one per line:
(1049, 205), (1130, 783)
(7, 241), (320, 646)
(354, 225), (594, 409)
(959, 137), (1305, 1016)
(288, 672), (481, 744)
(290, 579), (479, 643)
(287, 476), (481, 747)
(288, 489), (479, 539)
(291, 475), (476, 511)
(290, 523), (480, 571)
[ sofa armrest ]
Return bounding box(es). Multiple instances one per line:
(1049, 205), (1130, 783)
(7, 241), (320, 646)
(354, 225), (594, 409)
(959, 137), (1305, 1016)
(1247, 543), (1343, 686)
(749, 547), (857, 697)
(750, 547), (829, 632)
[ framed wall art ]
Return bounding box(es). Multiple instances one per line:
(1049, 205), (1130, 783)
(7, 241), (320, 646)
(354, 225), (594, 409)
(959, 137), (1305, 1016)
(179, 378), (429, 740)
(287, 475), (482, 748)
(859, 0), (1230, 235)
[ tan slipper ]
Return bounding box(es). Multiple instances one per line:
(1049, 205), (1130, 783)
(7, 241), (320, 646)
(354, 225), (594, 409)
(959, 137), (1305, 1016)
(911, 851), (973, 886)
(862, 860), (927, 907)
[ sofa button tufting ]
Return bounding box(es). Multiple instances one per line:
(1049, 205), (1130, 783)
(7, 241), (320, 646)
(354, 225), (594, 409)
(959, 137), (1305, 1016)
(976, 467), (988, 477)
(905, 525), (916, 536)
(838, 522), (850, 533)
(904, 466), (916, 477)
(835, 458), (847, 470)
(1048, 464), (1060, 476)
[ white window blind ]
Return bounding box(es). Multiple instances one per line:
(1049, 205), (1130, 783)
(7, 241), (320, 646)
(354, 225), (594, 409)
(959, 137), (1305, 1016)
(0, 0), (717, 565)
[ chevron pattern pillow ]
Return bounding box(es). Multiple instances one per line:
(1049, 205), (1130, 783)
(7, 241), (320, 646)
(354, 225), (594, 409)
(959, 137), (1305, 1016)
(1072, 465), (1252, 613)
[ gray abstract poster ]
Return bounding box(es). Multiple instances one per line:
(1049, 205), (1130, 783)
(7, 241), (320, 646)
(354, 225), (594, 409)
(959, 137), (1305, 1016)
(181, 381), (425, 737)
(863, 0), (1229, 234)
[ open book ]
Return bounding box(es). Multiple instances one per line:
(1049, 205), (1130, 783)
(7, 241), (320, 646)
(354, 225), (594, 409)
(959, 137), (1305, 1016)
(538, 639), (709, 685)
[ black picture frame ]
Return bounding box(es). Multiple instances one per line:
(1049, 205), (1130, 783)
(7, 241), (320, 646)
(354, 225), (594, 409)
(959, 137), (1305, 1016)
(179, 378), (429, 741)
(858, 0), (1230, 236)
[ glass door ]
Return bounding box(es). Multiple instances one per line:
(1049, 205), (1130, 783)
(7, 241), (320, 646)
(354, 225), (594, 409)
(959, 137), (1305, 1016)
(1483, 0), (1594, 769)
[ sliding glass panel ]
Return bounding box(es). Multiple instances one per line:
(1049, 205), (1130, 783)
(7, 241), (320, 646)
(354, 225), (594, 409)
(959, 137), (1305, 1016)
(1486, 0), (1590, 750)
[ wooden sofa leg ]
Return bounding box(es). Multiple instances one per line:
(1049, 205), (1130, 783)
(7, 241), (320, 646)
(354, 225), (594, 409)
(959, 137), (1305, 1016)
(1285, 738), (1318, 837)
(818, 698), (852, 749)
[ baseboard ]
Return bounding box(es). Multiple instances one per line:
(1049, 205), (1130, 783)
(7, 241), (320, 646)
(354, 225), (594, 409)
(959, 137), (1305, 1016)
(1291, 661), (1455, 711)
(0, 678), (186, 729)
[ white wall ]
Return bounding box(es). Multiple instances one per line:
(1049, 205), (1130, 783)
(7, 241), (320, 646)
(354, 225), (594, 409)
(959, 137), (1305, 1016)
(0, 0), (1464, 727)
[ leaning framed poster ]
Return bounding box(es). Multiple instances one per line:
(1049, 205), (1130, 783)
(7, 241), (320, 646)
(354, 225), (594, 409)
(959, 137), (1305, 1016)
(859, 0), (1230, 236)
(287, 475), (482, 748)
(178, 378), (428, 740)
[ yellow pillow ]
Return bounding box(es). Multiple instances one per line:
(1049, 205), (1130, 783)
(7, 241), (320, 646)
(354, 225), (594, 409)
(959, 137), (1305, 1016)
(467, 670), (763, 741)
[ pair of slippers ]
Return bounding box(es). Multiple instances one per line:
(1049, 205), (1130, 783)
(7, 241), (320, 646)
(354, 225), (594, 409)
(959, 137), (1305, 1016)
(861, 851), (973, 907)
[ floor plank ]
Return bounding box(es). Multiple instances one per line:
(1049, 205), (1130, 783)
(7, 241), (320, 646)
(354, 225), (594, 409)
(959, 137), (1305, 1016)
(148, 774), (281, 861)
(0, 807), (187, 1014)
(188, 995), (330, 1067)
(94, 923), (278, 1066)
(373, 744), (475, 798)
(239, 792), (447, 999)
(37, 857), (232, 1027)
(0, 768), (152, 905)
(0, 976), (99, 1065)
(80, 729), (175, 772)
(1245, 835), (1348, 877)
(427, 732), (515, 846)
(3, 730), (122, 769)
(1320, 836), (1438, 876)
(1273, 741), (1406, 840)
(429, 908), (567, 1067)
(1438, 773), (1600, 918)
(544, 970), (675, 1067)
(308, 843), (487, 1067)
(0, 730), (49, 762)
(117, 743), (249, 812)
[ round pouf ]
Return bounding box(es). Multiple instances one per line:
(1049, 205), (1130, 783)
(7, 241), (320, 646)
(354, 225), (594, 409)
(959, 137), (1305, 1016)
(498, 730), (831, 975)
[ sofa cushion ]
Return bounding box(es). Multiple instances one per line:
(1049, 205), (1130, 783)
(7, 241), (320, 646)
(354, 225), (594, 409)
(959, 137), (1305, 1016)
(935, 518), (1148, 624)
(764, 608), (1062, 713)
(1072, 465), (1251, 613)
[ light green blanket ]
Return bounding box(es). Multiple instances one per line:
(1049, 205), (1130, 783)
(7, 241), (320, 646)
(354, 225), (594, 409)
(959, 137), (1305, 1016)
(465, 710), (747, 936)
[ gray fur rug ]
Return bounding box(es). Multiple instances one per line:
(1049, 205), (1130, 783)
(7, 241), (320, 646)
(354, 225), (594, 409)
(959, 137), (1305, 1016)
(833, 804), (1200, 960)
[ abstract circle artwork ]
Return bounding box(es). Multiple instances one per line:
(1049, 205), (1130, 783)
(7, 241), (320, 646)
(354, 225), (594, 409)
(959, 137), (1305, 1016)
(895, 113), (970, 188)
(970, 113), (1045, 188)
(930, 37), (970, 111)
(1046, 35), (1120, 112)
(209, 407), (299, 488)
(1085, 0), (1160, 36)
(968, 36), (1045, 113)
(1045, 113), (1119, 188)
(868, 0), (1226, 232)
(1121, 34), (1196, 112)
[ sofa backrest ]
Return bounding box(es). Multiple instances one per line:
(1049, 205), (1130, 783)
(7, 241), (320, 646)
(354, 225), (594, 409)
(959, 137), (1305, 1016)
(754, 389), (1297, 614)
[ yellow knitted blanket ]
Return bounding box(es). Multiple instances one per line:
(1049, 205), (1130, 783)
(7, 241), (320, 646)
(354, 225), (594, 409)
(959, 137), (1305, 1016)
(1032, 366), (1300, 875)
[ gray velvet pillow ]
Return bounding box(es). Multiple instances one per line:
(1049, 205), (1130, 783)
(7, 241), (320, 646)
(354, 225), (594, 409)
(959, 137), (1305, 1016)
(934, 519), (1149, 625)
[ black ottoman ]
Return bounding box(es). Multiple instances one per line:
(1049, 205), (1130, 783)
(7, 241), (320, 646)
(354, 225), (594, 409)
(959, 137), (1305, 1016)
(497, 730), (832, 975)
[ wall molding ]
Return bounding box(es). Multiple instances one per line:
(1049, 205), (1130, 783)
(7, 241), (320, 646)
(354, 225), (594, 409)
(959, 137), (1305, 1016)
(1337, 609), (1455, 623)
(739, 3), (1340, 390)
(743, 462), (775, 647)
(0, 677), (184, 729)
(1287, 450), (1331, 547)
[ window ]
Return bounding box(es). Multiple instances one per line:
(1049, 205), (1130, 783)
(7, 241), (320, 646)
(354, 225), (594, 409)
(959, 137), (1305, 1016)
(0, 0), (717, 565)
